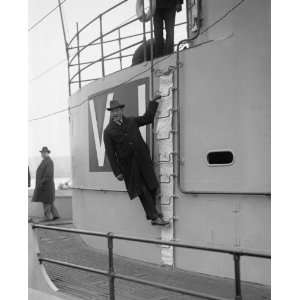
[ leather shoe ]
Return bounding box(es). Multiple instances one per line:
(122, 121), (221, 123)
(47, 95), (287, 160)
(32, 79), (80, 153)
(151, 217), (169, 226)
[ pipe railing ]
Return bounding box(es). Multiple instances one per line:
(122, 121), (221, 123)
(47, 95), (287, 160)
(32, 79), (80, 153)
(69, 40), (143, 82)
(69, 17), (139, 65)
(69, 54), (134, 67)
(68, 21), (187, 50)
(67, 0), (129, 47)
(32, 224), (270, 300)
(65, 0), (188, 93)
(68, 19), (187, 84)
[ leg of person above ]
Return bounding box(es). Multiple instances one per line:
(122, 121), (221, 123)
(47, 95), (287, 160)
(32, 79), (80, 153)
(139, 184), (169, 226)
(51, 203), (60, 220)
(153, 8), (165, 58)
(164, 7), (176, 55)
(42, 203), (53, 221)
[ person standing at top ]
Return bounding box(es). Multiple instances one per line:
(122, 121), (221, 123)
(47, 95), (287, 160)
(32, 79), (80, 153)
(153, 0), (183, 57)
(32, 146), (60, 221)
(104, 96), (169, 226)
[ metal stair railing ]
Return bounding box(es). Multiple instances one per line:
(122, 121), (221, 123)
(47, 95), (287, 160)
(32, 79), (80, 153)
(32, 224), (271, 300)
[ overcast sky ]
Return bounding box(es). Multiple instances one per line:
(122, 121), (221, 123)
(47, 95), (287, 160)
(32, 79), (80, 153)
(28, 0), (186, 158)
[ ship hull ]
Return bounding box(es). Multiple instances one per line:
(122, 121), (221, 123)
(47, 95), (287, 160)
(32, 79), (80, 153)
(69, 0), (270, 285)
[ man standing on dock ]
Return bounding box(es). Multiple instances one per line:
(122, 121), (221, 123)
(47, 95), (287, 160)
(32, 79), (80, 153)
(104, 96), (169, 226)
(32, 146), (60, 222)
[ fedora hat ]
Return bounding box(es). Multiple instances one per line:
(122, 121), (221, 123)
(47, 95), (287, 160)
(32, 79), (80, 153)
(107, 100), (125, 111)
(39, 146), (51, 153)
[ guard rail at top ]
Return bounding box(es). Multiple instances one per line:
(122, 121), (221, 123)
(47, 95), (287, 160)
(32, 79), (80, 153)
(67, 0), (129, 47)
(65, 0), (188, 94)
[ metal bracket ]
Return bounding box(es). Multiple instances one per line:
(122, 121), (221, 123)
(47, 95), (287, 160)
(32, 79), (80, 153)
(155, 86), (176, 99)
(160, 194), (178, 206)
(174, 61), (184, 69)
(156, 108), (178, 120)
(156, 130), (177, 141)
(154, 65), (177, 77)
(155, 152), (177, 165)
(159, 173), (177, 184)
(162, 87), (176, 97)
(170, 238), (180, 242)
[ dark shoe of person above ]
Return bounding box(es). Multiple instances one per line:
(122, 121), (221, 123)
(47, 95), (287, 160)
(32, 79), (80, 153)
(52, 216), (60, 221)
(151, 217), (169, 226)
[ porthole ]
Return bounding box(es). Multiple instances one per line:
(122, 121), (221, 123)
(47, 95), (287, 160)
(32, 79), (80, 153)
(207, 150), (234, 166)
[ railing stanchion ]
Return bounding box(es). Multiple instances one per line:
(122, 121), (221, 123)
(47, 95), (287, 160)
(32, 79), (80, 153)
(108, 232), (115, 300)
(57, 0), (71, 95)
(76, 22), (81, 89)
(185, 0), (190, 39)
(142, 0), (147, 62)
(118, 29), (123, 70)
(234, 254), (242, 300)
(149, 0), (155, 159)
(99, 15), (105, 77)
(149, 0), (154, 98)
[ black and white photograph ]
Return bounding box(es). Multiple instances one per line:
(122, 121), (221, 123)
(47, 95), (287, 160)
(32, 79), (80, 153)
(6, 0), (297, 299)
(27, 1), (271, 299)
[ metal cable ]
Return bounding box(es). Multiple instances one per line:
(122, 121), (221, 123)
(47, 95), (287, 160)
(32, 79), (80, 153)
(29, 58), (67, 82)
(28, 0), (68, 32)
(28, 0), (245, 122)
(28, 55), (170, 122)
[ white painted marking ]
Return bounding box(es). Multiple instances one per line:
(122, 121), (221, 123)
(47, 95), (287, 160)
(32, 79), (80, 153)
(90, 85), (146, 167)
(89, 93), (114, 167)
(99, 93), (114, 166)
(138, 84), (146, 140)
(89, 100), (102, 167)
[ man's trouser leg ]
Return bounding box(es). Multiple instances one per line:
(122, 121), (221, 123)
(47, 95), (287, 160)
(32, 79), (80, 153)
(51, 203), (60, 218)
(150, 188), (157, 207)
(150, 187), (163, 218)
(164, 7), (176, 55)
(43, 203), (52, 220)
(138, 184), (159, 220)
(153, 9), (164, 58)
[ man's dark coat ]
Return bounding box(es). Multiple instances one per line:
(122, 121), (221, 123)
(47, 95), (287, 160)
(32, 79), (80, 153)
(104, 101), (159, 199)
(32, 156), (55, 204)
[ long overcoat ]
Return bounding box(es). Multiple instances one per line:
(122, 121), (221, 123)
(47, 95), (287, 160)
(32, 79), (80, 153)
(104, 101), (159, 199)
(32, 156), (55, 204)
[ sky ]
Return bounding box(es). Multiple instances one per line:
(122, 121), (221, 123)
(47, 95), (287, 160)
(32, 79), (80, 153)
(28, 0), (187, 159)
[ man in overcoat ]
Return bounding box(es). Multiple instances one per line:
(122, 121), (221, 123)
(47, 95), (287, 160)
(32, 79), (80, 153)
(153, 0), (183, 57)
(104, 96), (169, 226)
(32, 146), (60, 221)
